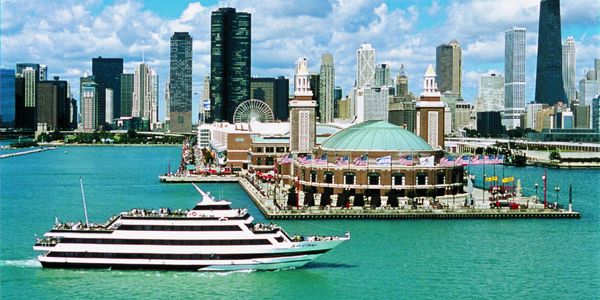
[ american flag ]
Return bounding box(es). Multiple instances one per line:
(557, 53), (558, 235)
(398, 155), (414, 166)
(298, 154), (312, 164)
(470, 155), (483, 165)
(335, 155), (349, 166)
(440, 156), (455, 167)
(353, 154), (368, 166)
(277, 154), (293, 164)
(314, 154), (328, 165)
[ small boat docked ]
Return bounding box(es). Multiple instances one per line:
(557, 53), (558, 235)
(33, 184), (349, 271)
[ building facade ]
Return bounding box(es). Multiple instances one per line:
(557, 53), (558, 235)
(416, 64), (445, 149)
(374, 63), (392, 88)
(169, 32), (193, 132)
(80, 76), (98, 131)
(479, 74), (504, 112)
(535, 0), (567, 106)
(395, 65), (408, 96)
(0, 69), (15, 128)
(579, 77), (597, 107)
(36, 77), (70, 131)
(356, 43), (375, 87)
(120, 74), (134, 117)
(92, 57), (123, 118)
(436, 40), (462, 96)
(562, 37), (577, 103)
(319, 53), (335, 123)
(289, 58), (317, 154)
(504, 27), (527, 129)
(250, 77), (289, 121)
(210, 7), (251, 123)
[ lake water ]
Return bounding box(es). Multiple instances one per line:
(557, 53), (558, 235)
(1, 146), (598, 299)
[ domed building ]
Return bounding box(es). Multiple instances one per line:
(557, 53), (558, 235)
(283, 120), (465, 208)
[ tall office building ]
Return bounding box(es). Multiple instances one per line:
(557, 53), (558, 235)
(356, 43), (375, 87)
(105, 88), (113, 124)
(354, 86), (389, 123)
(250, 77), (289, 121)
(535, 0), (567, 105)
(92, 57), (123, 118)
(39, 65), (47, 81)
(80, 76), (99, 131)
(592, 96), (600, 129)
(395, 65), (408, 96)
(132, 63), (153, 119)
(164, 77), (171, 130)
(579, 76), (597, 107)
(374, 63), (392, 87)
(1, 69), (16, 128)
(37, 77), (70, 130)
(169, 32), (193, 132)
(436, 40), (462, 95)
(210, 7), (251, 123)
(16, 63), (40, 79)
(504, 27), (527, 129)
(120, 73), (134, 117)
(595, 59), (600, 93)
(150, 70), (159, 128)
(319, 53), (335, 123)
(478, 74), (505, 112)
(562, 37), (576, 103)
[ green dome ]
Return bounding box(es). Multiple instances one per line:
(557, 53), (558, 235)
(321, 120), (433, 152)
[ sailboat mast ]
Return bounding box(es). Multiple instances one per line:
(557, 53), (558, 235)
(80, 177), (89, 227)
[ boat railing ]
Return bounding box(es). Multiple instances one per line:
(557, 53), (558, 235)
(35, 237), (60, 247)
(251, 222), (280, 233)
(291, 235), (344, 242)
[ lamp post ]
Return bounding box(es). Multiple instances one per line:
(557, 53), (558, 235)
(446, 186), (451, 208)
(554, 185), (560, 209)
(534, 183), (538, 202)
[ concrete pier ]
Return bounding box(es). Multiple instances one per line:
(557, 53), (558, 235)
(0, 147), (57, 159)
(159, 175), (240, 183)
(238, 177), (581, 220)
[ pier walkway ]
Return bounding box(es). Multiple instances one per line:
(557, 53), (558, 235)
(0, 147), (57, 159)
(159, 175), (239, 183)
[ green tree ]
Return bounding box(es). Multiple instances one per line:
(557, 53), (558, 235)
(549, 150), (561, 161)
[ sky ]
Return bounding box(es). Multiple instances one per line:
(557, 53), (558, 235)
(1, 0), (599, 122)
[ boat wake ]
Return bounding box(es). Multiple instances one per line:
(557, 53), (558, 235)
(214, 269), (256, 276)
(0, 259), (41, 268)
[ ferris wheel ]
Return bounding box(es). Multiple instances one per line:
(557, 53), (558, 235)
(233, 99), (275, 123)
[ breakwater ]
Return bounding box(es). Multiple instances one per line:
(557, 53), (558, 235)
(0, 147), (57, 159)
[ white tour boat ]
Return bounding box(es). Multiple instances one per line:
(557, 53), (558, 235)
(33, 184), (349, 271)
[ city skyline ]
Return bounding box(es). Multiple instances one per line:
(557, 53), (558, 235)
(1, 0), (598, 122)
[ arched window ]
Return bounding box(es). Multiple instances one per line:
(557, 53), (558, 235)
(344, 172), (355, 185)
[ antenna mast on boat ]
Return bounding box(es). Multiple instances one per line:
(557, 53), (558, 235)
(80, 177), (90, 227)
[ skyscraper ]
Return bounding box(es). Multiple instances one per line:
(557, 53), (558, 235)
(478, 74), (505, 112)
(150, 70), (159, 128)
(37, 77), (70, 130)
(374, 63), (392, 87)
(120, 73), (133, 117)
(356, 43), (375, 87)
(319, 53), (335, 123)
(210, 7), (251, 123)
(436, 40), (462, 95)
(395, 65), (408, 96)
(535, 0), (567, 105)
(169, 32), (193, 132)
(0, 69), (15, 128)
(105, 88), (113, 124)
(250, 77), (289, 121)
(92, 57), (123, 118)
(39, 65), (47, 81)
(132, 63), (152, 119)
(80, 75), (99, 131)
(562, 37), (576, 103)
(504, 27), (527, 129)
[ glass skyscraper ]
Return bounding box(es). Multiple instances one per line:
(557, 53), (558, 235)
(535, 0), (567, 106)
(1, 69), (15, 128)
(436, 40), (462, 96)
(120, 74), (134, 117)
(169, 32), (193, 133)
(92, 57), (123, 118)
(210, 7), (251, 123)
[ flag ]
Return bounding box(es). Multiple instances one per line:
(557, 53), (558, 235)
(277, 154), (293, 164)
(440, 156), (455, 167)
(375, 155), (391, 166)
(335, 155), (349, 166)
(470, 155), (482, 165)
(495, 155), (505, 164)
(398, 155), (414, 166)
(315, 154), (328, 165)
(419, 155), (434, 167)
(299, 154), (312, 164)
(353, 154), (368, 166)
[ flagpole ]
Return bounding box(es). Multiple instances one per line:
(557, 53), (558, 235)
(366, 153), (369, 199)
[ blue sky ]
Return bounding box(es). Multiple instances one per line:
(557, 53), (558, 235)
(1, 0), (598, 122)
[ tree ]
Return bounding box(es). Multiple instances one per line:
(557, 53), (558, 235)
(426, 188), (438, 203)
(406, 189), (417, 206)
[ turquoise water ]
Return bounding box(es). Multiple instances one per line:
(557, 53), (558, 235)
(1, 147), (598, 299)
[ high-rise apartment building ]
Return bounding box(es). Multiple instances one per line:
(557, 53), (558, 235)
(0, 69), (15, 128)
(535, 0), (567, 105)
(356, 43), (375, 87)
(504, 27), (527, 129)
(319, 53), (335, 123)
(210, 7), (251, 123)
(562, 37), (576, 103)
(120, 73), (134, 117)
(151, 70), (159, 128)
(436, 40), (462, 95)
(354, 86), (389, 123)
(478, 74), (505, 112)
(92, 57), (123, 118)
(526, 103), (544, 129)
(169, 32), (193, 132)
